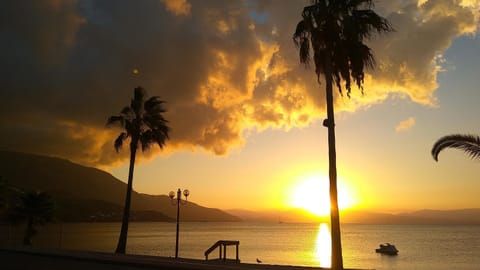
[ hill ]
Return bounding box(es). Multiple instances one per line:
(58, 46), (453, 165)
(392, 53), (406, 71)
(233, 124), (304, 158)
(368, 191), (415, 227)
(395, 209), (480, 225)
(227, 208), (480, 225)
(227, 208), (329, 223)
(0, 151), (240, 222)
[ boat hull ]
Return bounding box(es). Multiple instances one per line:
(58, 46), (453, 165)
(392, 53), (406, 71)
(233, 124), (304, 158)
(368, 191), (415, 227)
(375, 248), (398, 255)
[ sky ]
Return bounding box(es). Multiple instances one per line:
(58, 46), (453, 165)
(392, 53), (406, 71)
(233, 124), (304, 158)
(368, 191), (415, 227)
(1, 0), (479, 215)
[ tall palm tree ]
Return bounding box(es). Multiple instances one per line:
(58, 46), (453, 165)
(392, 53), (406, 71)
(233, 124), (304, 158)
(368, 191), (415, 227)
(107, 86), (170, 254)
(432, 134), (480, 161)
(293, 1), (392, 269)
(9, 190), (55, 245)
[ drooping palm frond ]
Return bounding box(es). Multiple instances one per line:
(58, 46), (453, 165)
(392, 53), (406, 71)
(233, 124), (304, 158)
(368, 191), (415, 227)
(114, 132), (128, 152)
(431, 134), (480, 161)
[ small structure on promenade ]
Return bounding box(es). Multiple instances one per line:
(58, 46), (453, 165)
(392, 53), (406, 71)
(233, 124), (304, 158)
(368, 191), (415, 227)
(205, 240), (240, 262)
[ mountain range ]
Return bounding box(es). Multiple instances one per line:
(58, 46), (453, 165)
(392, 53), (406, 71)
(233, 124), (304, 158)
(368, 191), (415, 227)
(0, 151), (240, 222)
(226, 208), (480, 225)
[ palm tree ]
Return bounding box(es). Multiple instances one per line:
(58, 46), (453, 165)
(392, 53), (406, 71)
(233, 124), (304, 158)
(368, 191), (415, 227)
(9, 190), (55, 245)
(293, 1), (392, 269)
(107, 86), (170, 254)
(432, 134), (480, 161)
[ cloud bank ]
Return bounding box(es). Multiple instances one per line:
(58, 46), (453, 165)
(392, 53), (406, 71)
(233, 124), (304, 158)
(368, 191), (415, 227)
(0, 0), (478, 167)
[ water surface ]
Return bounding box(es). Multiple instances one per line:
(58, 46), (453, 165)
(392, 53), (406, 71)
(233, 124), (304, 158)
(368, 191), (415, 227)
(1, 222), (479, 270)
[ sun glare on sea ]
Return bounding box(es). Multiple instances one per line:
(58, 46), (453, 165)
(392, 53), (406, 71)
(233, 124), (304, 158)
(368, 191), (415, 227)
(289, 174), (355, 216)
(315, 223), (331, 268)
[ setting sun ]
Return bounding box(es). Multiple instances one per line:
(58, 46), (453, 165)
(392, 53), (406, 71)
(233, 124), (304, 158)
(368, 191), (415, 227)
(289, 175), (355, 216)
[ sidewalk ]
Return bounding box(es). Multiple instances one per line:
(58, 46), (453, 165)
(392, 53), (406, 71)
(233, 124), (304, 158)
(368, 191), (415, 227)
(0, 248), (330, 270)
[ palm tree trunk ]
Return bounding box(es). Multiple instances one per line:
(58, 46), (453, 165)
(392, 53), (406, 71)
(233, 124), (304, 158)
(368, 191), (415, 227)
(23, 217), (34, 246)
(325, 62), (344, 270)
(115, 141), (137, 254)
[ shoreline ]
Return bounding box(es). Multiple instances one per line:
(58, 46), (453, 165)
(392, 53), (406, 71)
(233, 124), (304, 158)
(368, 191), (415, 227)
(0, 247), (368, 270)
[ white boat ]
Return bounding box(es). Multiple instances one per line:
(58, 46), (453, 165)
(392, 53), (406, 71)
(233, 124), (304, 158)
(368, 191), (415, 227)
(375, 243), (398, 255)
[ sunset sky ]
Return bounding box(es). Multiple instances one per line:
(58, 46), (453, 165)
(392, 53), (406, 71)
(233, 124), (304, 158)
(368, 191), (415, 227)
(1, 0), (479, 215)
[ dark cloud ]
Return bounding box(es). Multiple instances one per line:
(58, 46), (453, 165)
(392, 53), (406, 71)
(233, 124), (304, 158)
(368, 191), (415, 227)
(0, 0), (478, 167)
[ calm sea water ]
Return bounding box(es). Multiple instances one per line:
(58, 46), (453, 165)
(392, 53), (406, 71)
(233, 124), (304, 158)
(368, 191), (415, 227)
(1, 222), (479, 270)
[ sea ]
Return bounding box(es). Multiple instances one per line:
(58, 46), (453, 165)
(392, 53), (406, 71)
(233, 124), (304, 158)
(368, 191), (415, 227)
(1, 222), (479, 270)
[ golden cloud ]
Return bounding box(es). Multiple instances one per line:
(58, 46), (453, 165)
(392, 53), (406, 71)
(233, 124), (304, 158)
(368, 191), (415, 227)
(395, 117), (416, 132)
(160, 0), (191, 16)
(1, 0), (479, 167)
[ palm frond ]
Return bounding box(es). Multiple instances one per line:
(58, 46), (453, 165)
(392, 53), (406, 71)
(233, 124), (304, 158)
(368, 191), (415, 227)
(120, 106), (134, 119)
(144, 97), (168, 115)
(293, 20), (311, 66)
(114, 132), (128, 152)
(144, 114), (169, 131)
(154, 125), (170, 146)
(431, 134), (480, 161)
(106, 115), (125, 127)
(349, 9), (393, 39)
(139, 130), (155, 152)
(139, 126), (169, 152)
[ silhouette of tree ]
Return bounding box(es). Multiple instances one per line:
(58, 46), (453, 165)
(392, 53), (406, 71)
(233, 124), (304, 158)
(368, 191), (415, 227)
(432, 134), (480, 161)
(0, 177), (21, 219)
(107, 86), (170, 254)
(293, 1), (392, 269)
(9, 190), (55, 245)
(0, 176), (6, 210)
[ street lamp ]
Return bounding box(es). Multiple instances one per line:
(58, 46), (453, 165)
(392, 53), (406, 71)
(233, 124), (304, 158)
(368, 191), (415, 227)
(169, 188), (189, 259)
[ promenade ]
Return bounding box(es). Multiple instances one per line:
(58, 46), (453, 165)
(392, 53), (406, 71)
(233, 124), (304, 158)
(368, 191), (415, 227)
(0, 248), (334, 270)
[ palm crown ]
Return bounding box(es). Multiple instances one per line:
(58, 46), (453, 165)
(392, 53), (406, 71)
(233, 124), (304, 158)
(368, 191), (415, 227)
(9, 190), (55, 245)
(107, 87), (170, 152)
(293, 0), (392, 96)
(9, 191), (54, 224)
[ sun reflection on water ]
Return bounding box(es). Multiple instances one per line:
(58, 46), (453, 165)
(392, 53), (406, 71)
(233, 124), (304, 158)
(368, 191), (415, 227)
(315, 223), (331, 268)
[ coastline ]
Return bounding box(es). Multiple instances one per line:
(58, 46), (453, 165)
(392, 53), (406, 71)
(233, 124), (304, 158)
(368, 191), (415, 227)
(0, 247), (368, 270)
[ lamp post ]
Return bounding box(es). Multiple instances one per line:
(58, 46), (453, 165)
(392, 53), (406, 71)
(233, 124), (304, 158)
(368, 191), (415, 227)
(169, 188), (189, 259)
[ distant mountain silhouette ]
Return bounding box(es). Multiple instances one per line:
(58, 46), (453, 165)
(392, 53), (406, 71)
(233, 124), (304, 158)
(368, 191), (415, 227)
(228, 208), (480, 225)
(0, 151), (240, 222)
(227, 208), (329, 223)
(396, 209), (480, 225)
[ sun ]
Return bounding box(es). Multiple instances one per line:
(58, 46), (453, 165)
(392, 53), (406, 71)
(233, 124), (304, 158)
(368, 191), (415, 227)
(289, 174), (355, 217)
